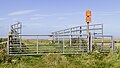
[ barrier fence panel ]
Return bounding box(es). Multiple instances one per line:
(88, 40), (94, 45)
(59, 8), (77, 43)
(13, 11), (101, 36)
(8, 35), (89, 55)
(7, 23), (115, 55)
(93, 35), (114, 52)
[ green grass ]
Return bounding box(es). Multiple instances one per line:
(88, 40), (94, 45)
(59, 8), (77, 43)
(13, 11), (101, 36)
(1, 44), (120, 68)
(1, 49), (120, 68)
(1, 38), (120, 68)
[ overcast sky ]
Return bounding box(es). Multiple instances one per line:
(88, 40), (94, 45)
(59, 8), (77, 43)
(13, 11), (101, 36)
(0, 0), (120, 38)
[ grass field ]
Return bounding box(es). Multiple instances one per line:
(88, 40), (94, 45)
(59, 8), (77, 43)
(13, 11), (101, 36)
(1, 38), (120, 68)
(1, 49), (120, 68)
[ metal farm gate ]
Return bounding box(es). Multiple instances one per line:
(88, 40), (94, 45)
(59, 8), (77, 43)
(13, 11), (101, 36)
(7, 23), (114, 55)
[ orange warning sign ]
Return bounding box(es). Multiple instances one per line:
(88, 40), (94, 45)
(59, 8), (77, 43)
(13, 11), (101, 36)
(86, 10), (91, 17)
(86, 17), (91, 23)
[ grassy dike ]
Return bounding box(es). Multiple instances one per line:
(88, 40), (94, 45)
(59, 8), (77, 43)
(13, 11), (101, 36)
(0, 49), (120, 68)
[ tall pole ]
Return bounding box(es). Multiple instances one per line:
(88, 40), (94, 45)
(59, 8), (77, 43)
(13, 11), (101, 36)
(86, 10), (92, 52)
(87, 23), (90, 52)
(70, 28), (72, 46)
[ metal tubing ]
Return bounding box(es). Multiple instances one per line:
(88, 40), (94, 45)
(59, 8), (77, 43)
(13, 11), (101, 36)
(52, 24), (103, 33)
(90, 36), (92, 52)
(11, 34), (89, 36)
(57, 32), (60, 44)
(8, 23), (115, 55)
(87, 23), (90, 52)
(111, 36), (114, 51)
(62, 31), (65, 54)
(79, 26), (82, 48)
(102, 24), (104, 51)
(52, 33), (55, 43)
(37, 36), (38, 54)
(70, 28), (72, 46)
(54, 28), (102, 34)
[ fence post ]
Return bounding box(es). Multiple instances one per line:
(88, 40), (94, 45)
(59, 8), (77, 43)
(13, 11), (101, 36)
(63, 31), (65, 54)
(90, 36), (92, 52)
(101, 24), (104, 51)
(79, 26), (82, 49)
(7, 36), (9, 55)
(70, 28), (72, 46)
(111, 36), (114, 51)
(37, 36), (38, 54)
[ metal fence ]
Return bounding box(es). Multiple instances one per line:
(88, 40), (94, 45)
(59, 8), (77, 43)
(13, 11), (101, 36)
(7, 34), (114, 55)
(7, 23), (114, 55)
(7, 34), (87, 55)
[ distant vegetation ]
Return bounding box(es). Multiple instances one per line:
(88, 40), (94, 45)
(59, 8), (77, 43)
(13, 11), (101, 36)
(0, 38), (7, 49)
(0, 38), (7, 43)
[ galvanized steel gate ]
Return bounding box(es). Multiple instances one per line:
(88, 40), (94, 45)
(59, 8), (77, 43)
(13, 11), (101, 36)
(7, 23), (114, 55)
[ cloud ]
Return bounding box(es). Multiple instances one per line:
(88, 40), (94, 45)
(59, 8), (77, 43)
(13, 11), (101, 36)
(93, 11), (120, 16)
(33, 12), (80, 17)
(0, 18), (6, 20)
(8, 10), (36, 16)
(34, 11), (120, 17)
(11, 18), (19, 21)
(57, 17), (65, 20)
(33, 14), (55, 17)
(30, 17), (43, 20)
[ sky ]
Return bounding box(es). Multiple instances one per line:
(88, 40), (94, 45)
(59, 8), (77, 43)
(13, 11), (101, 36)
(0, 0), (120, 38)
